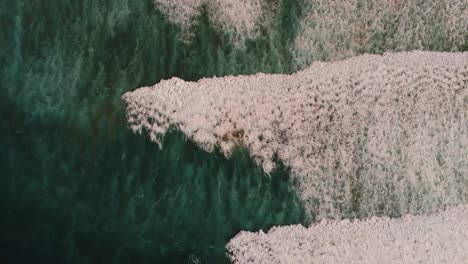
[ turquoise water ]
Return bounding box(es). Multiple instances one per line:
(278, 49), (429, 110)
(1, 1), (306, 263)
(1, 0), (466, 263)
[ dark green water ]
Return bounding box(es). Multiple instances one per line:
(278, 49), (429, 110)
(2, 0), (466, 263)
(0, 0), (307, 263)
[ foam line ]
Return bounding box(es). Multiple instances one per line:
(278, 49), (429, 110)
(293, 0), (468, 67)
(123, 51), (468, 220)
(226, 204), (468, 264)
(154, 0), (276, 45)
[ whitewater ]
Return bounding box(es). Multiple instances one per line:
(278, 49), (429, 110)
(120, 2), (468, 262)
(124, 51), (468, 262)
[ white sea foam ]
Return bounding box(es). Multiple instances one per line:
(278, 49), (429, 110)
(154, 0), (276, 45)
(154, 0), (467, 64)
(293, 0), (468, 67)
(123, 51), (468, 220)
(226, 204), (468, 264)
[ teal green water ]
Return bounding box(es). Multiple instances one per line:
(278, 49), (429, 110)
(0, 0), (307, 263)
(1, 0), (466, 263)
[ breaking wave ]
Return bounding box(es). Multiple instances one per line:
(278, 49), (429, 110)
(2, 0), (467, 263)
(123, 51), (468, 221)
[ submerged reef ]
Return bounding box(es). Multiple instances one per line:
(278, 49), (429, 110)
(226, 204), (468, 264)
(123, 51), (468, 221)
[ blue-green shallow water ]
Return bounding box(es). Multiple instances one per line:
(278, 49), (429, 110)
(0, 0), (307, 263)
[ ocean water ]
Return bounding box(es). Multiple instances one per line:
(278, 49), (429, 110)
(1, 0), (466, 263)
(0, 0), (306, 263)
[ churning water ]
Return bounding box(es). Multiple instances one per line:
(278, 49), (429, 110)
(1, 0), (466, 263)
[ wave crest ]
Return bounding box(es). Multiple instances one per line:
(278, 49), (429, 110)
(123, 51), (468, 220)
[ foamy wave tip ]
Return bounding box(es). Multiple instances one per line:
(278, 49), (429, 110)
(292, 0), (468, 66)
(226, 204), (468, 264)
(154, 0), (277, 45)
(123, 51), (468, 220)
